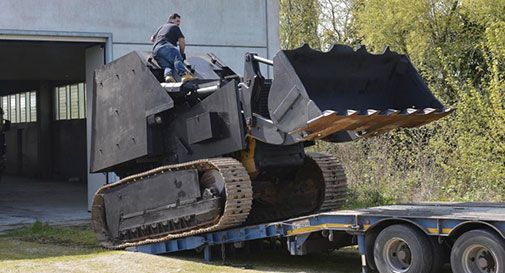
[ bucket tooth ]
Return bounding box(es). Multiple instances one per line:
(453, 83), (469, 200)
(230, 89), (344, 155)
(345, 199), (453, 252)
(383, 109), (400, 115)
(302, 109), (383, 141)
(401, 108), (420, 115)
(404, 108), (453, 128)
(363, 108), (454, 137)
(301, 110), (359, 140)
(421, 108), (436, 114)
(354, 109), (401, 136)
(298, 107), (453, 141)
(350, 110), (385, 132)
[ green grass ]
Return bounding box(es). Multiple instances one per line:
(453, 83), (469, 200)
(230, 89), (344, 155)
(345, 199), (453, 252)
(2, 221), (99, 247)
(0, 221), (104, 261)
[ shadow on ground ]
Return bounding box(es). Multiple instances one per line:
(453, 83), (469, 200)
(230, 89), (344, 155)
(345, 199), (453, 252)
(169, 243), (452, 273)
(169, 246), (362, 273)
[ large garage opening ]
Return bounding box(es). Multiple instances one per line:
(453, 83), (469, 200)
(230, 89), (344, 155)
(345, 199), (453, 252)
(0, 38), (106, 230)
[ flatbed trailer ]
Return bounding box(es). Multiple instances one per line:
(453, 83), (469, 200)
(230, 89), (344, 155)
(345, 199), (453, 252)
(128, 203), (505, 273)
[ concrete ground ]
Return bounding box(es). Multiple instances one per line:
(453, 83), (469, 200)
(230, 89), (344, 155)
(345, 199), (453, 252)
(0, 175), (89, 231)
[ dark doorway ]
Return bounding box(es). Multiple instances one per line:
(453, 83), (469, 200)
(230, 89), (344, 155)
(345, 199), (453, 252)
(0, 38), (105, 227)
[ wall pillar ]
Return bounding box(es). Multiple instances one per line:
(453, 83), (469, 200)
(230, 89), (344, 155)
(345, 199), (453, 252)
(37, 81), (53, 178)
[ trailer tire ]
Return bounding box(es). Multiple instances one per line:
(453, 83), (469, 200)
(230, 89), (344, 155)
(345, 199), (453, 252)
(374, 224), (432, 273)
(450, 229), (505, 273)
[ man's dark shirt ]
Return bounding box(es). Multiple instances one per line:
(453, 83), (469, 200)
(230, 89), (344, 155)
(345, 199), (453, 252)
(152, 23), (184, 48)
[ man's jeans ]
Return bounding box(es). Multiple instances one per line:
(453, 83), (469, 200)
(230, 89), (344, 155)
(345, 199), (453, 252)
(153, 43), (186, 77)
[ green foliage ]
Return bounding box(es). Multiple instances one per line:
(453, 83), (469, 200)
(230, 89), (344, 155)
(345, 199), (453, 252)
(280, 0), (505, 205)
(355, 0), (484, 102)
(430, 20), (505, 200)
(280, 0), (322, 49)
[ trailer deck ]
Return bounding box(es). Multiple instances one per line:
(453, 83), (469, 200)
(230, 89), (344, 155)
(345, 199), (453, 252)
(129, 203), (505, 273)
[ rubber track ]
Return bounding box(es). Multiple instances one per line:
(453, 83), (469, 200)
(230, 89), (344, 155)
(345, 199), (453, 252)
(246, 152), (347, 223)
(307, 153), (348, 212)
(91, 158), (253, 249)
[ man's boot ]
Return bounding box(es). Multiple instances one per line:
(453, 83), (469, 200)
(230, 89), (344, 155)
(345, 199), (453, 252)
(181, 72), (196, 83)
(165, 75), (176, 83)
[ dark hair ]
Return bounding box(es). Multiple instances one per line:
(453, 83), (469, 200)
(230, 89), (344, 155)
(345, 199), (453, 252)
(168, 13), (181, 22)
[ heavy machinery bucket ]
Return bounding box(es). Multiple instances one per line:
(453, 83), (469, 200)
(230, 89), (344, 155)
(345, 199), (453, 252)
(268, 44), (452, 142)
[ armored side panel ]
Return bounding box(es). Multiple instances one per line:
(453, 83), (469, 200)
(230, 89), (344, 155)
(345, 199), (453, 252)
(165, 80), (246, 162)
(90, 51), (174, 173)
(101, 169), (221, 241)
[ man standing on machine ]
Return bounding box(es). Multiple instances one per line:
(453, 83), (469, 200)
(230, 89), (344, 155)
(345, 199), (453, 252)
(151, 13), (195, 83)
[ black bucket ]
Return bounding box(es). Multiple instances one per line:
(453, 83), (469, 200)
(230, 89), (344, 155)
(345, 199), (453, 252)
(267, 44), (452, 141)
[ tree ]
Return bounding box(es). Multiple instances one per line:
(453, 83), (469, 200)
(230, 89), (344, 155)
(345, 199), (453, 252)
(318, 0), (357, 48)
(279, 0), (505, 204)
(279, 0), (321, 49)
(352, 0), (505, 201)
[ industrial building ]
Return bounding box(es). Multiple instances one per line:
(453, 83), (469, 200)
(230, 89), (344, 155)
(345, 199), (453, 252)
(0, 0), (279, 227)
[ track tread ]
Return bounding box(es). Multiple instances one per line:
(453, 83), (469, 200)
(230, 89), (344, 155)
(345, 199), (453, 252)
(306, 152), (348, 212)
(246, 152), (348, 224)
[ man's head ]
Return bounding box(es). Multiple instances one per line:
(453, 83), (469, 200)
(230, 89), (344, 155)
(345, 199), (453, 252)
(168, 13), (181, 26)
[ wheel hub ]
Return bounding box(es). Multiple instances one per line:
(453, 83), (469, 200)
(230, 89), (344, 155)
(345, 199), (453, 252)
(397, 249), (408, 261)
(462, 244), (497, 273)
(384, 238), (412, 272)
(478, 256), (489, 268)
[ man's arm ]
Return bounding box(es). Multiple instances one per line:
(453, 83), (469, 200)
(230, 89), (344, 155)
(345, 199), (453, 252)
(150, 25), (162, 43)
(178, 37), (186, 55)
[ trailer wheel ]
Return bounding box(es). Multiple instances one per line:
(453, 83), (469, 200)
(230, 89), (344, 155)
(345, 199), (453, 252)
(374, 224), (432, 273)
(450, 229), (505, 273)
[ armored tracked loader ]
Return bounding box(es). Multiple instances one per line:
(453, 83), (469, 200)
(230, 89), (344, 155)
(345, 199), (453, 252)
(89, 44), (452, 248)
